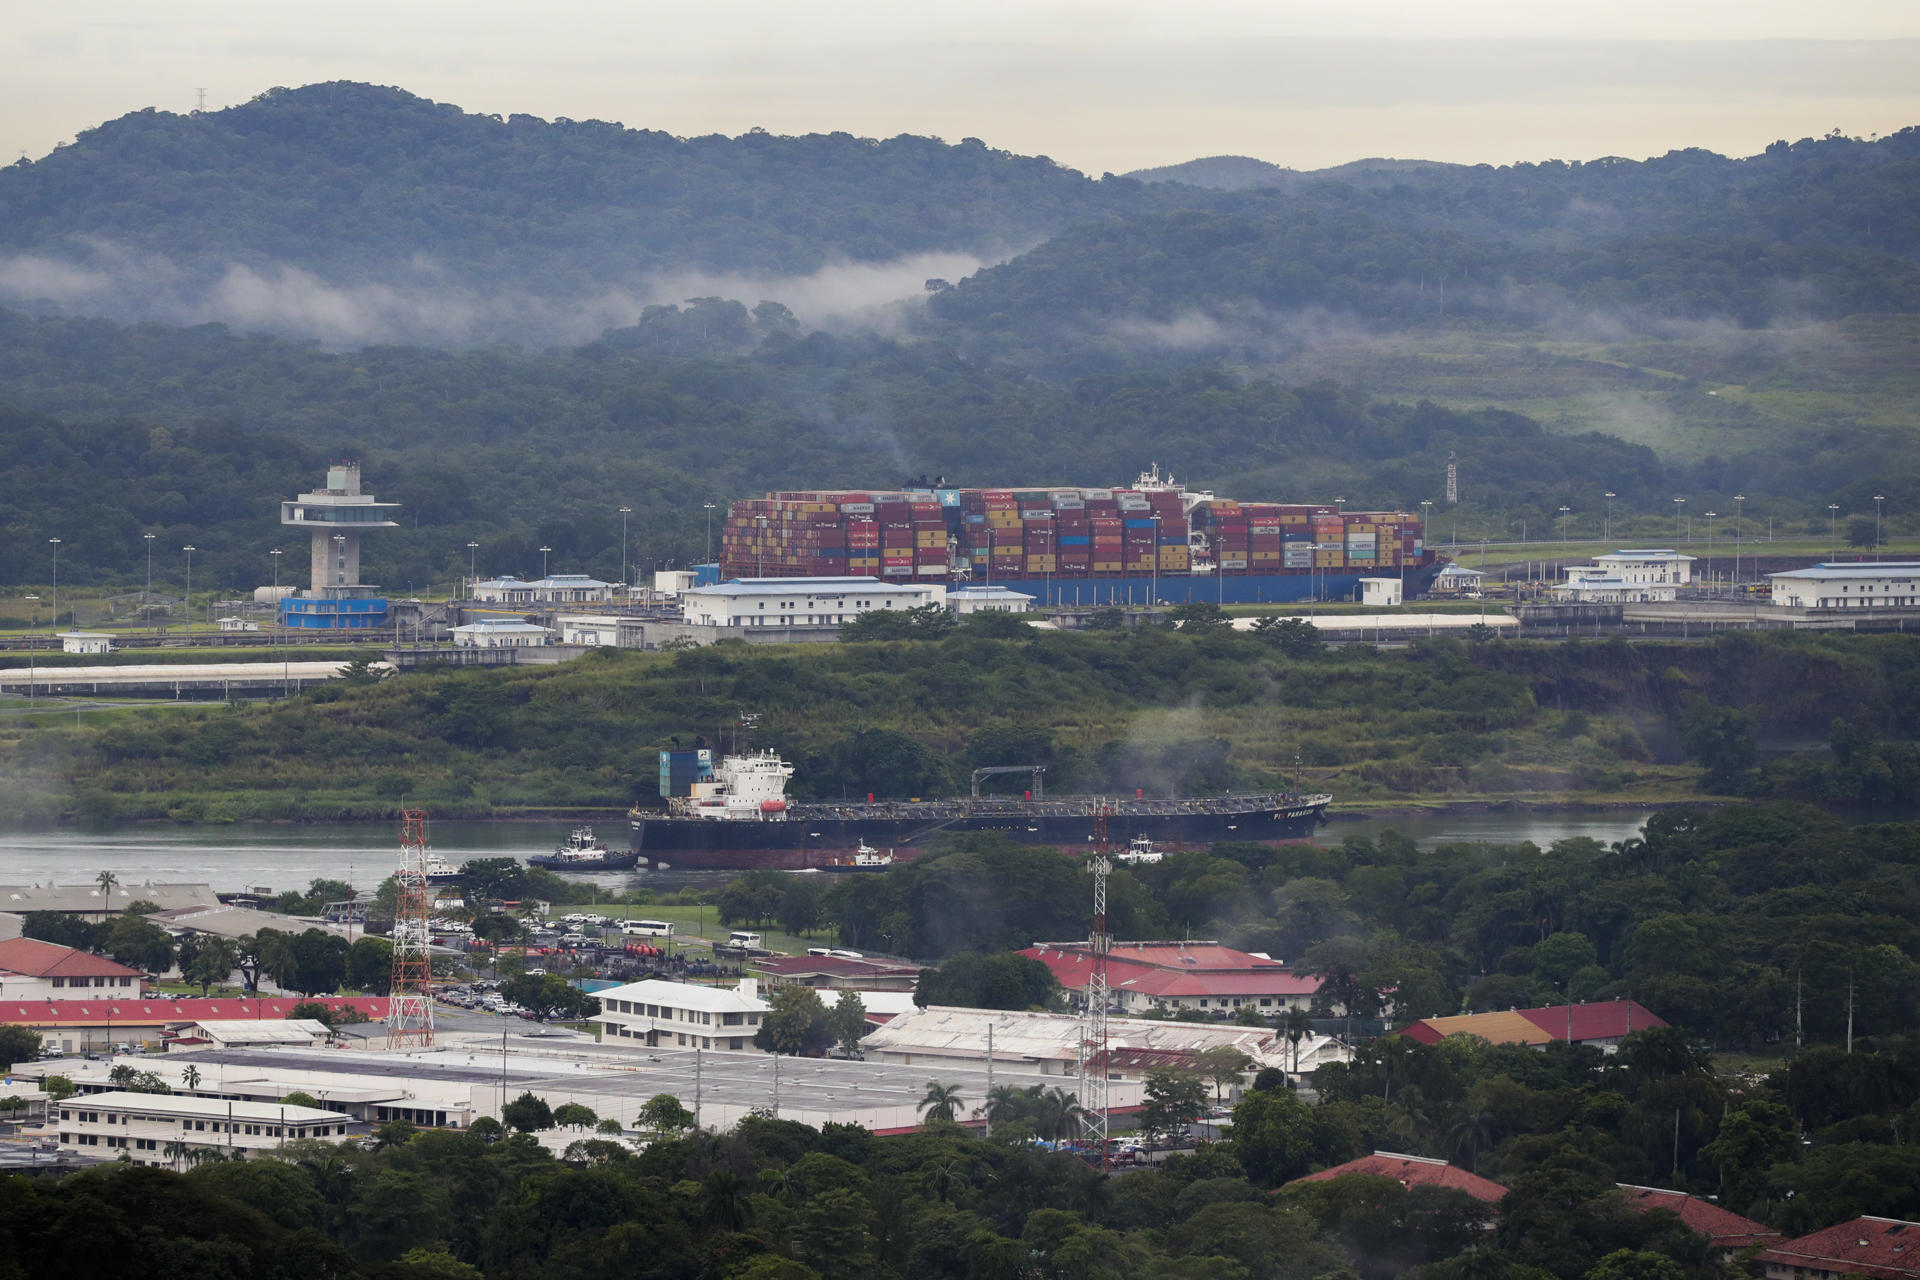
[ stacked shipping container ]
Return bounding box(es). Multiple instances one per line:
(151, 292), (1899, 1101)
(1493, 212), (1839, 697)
(719, 487), (1425, 585)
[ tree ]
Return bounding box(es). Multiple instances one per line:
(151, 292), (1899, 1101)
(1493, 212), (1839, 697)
(180, 1064), (201, 1092)
(20, 912), (98, 951)
(346, 935), (394, 994)
(829, 989), (868, 1057)
(502, 1091), (554, 1132)
(919, 1081), (965, 1127)
(1846, 516), (1878, 549)
(1138, 1068), (1209, 1142)
(551, 1102), (598, 1130)
(460, 857), (529, 903)
(913, 951), (1056, 1010)
(1230, 1085), (1318, 1184)
(638, 1093), (696, 1136)
(1283, 1007), (1316, 1072)
(0, 1024), (42, 1069)
(1196, 1045), (1255, 1102)
(286, 1000), (339, 1031)
(1171, 602), (1232, 632)
(498, 973), (601, 1022)
(41, 1075), (74, 1101)
(1678, 696), (1758, 794)
(758, 984), (831, 1055)
(178, 935), (237, 995)
(281, 1091), (319, 1108)
(103, 912), (174, 972)
(1253, 615), (1323, 657)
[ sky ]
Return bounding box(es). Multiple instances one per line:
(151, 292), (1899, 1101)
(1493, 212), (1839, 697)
(4, 1), (1919, 174)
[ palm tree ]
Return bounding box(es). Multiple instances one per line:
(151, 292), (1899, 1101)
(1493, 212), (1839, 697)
(1446, 1109), (1498, 1173)
(96, 870), (118, 902)
(180, 1065), (201, 1093)
(162, 1139), (190, 1171)
(1284, 1007), (1316, 1072)
(918, 1081), (965, 1127)
(982, 1084), (1027, 1129)
(1032, 1087), (1082, 1142)
(699, 1169), (752, 1232)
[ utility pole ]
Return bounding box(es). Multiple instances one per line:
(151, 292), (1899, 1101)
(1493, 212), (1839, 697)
(143, 532), (156, 629)
(47, 538), (60, 633)
(984, 1022), (995, 1141)
(618, 506), (632, 594)
(704, 502), (717, 565)
(694, 1046), (703, 1130)
(1846, 968), (1855, 1054)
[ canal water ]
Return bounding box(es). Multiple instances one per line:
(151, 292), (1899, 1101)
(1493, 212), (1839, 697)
(0, 810), (1662, 896)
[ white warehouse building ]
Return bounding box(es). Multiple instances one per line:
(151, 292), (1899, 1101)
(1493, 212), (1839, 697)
(57, 1090), (359, 1165)
(1769, 562), (1920, 609)
(678, 577), (941, 628)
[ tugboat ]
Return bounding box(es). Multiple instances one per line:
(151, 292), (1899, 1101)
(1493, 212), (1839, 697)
(424, 851), (464, 886)
(528, 825), (641, 872)
(816, 842), (897, 873)
(1111, 835), (1165, 865)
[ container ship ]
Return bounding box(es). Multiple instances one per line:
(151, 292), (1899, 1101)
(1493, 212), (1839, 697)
(718, 465), (1443, 605)
(630, 750), (1332, 871)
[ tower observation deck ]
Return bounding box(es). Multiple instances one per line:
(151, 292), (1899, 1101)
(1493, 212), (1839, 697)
(279, 463), (401, 630)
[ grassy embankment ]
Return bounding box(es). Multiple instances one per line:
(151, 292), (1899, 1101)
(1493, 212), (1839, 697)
(0, 621), (1812, 827)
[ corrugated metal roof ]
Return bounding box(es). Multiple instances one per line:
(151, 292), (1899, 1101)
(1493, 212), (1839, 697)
(0, 937), (145, 980)
(1, 995), (388, 1026)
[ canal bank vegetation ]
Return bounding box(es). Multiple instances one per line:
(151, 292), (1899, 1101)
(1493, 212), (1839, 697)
(0, 627), (1916, 824)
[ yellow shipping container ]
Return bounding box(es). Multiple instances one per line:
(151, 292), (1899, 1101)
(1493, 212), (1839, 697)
(1094, 561), (1122, 572)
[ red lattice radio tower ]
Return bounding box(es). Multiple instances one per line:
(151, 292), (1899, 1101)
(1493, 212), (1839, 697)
(1077, 802), (1113, 1172)
(386, 809), (435, 1049)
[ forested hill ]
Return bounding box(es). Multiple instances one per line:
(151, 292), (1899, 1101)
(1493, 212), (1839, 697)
(2, 82), (1916, 349)
(0, 82), (1148, 344)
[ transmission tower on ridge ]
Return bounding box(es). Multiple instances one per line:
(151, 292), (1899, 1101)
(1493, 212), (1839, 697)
(1076, 805), (1113, 1173)
(386, 810), (435, 1049)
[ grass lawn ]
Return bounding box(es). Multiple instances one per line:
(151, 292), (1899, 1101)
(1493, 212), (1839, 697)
(593, 901), (832, 959)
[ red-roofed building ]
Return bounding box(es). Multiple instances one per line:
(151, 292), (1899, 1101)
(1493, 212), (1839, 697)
(2, 995), (389, 1056)
(0, 937), (145, 1000)
(1290, 1152), (1508, 1204)
(1021, 940), (1322, 1018)
(1617, 1185), (1779, 1253)
(1398, 1000), (1666, 1053)
(1757, 1216), (1920, 1279)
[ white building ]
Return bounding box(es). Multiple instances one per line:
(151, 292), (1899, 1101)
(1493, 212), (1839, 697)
(215, 616), (260, 632)
(1358, 578), (1403, 607)
(166, 1019), (334, 1050)
(678, 577), (941, 628)
(946, 586), (1034, 615)
(859, 1005), (1349, 1083)
(1769, 562), (1920, 609)
(56, 1090), (358, 1164)
(450, 619), (552, 648)
(470, 575), (614, 605)
(555, 614), (641, 647)
(591, 976), (768, 1051)
(58, 632), (113, 655)
(1554, 549), (1696, 603)
(1431, 565), (1484, 596)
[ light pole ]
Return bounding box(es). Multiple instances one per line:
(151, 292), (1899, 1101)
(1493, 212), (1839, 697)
(1874, 494), (1885, 556)
(181, 545), (196, 640)
(985, 525), (993, 589)
(1043, 512), (1055, 609)
(143, 532), (156, 629)
(47, 538), (60, 633)
(466, 542), (480, 598)
(1603, 492), (1615, 546)
(1828, 504), (1840, 558)
(1673, 497), (1686, 543)
(1732, 494), (1745, 584)
(754, 516), (768, 579)
(1558, 506), (1572, 554)
(539, 545), (552, 580)
(1704, 512), (1716, 590)
(703, 502), (717, 565)
(22, 596), (36, 699)
(618, 507), (632, 593)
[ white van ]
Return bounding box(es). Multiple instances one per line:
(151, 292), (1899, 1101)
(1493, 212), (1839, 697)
(622, 919), (675, 938)
(727, 931), (763, 949)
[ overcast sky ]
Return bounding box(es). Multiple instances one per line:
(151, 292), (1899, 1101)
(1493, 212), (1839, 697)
(5, 1), (1918, 173)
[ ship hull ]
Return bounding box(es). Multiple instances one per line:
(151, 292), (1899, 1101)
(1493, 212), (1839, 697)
(987, 565), (1444, 607)
(527, 851), (643, 872)
(629, 800), (1328, 870)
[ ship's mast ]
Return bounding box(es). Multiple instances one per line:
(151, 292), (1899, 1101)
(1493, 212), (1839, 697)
(1077, 803), (1112, 1172)
(386, 810), (435, 1049)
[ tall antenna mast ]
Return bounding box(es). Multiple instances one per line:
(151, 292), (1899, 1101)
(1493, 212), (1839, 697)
(386, 810), (435, 1049)
(194, 88), (208, 113)
(1077, 806), (1113, 1173)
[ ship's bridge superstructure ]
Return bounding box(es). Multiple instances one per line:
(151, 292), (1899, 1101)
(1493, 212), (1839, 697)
(673, 750), (795, 819)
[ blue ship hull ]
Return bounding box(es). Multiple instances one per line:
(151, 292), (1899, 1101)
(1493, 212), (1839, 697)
(987, 565), (1445, 607)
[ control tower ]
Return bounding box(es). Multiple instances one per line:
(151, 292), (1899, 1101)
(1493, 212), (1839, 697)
(279, 463), (401, 630)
